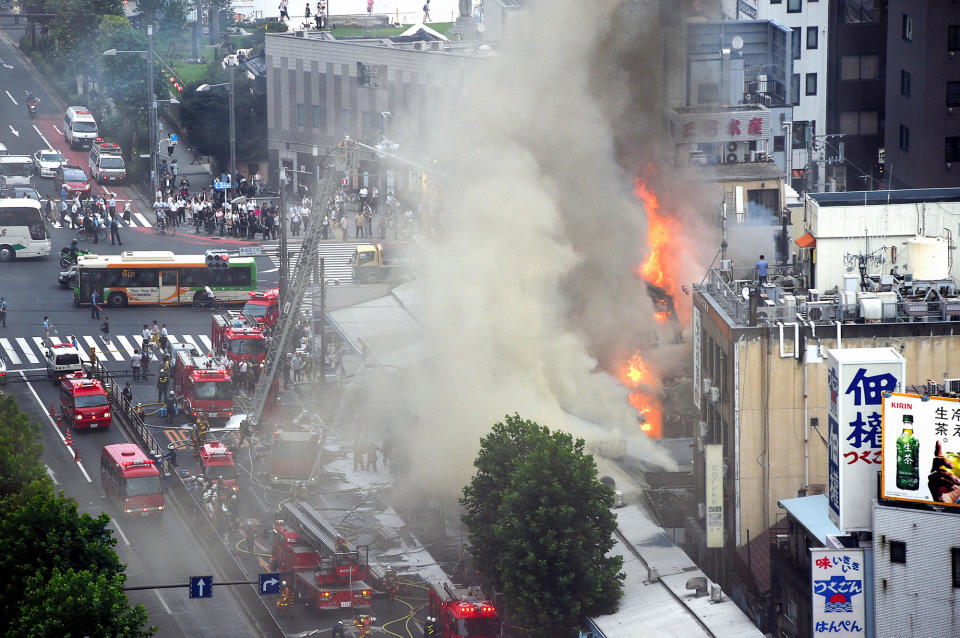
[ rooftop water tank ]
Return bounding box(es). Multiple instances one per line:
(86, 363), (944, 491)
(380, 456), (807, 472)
(907, 237), (949, 281)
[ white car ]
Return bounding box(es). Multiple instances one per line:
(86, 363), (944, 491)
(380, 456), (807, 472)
(33, 149), (65, 178)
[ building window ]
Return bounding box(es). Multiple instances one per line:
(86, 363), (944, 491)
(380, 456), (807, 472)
(805, 73), (817, 96)
(787, 0), (801, 12)
(296, 103), (304, 127)
(947, 137), (960, 163)
(312, 105), (321, 128)
(774, 136), (785, 152)
(792, 27), (802, 59)
(952, 548), (960, 587)
(840, 54), (880, 80)
(839, 110), (879, 135)
(901, 70), (911, 97)
(807, 27), (818, 49)
(902, 14), (912, 40)
(841, 0), (879, 24)
(890, 540), (906, 563)
(950, 25), (960, 52)
(771, 0), (781, 4)
(791, 74), (800, 106)
(948, 81), (960, 107)
(899, 125), (910, 151)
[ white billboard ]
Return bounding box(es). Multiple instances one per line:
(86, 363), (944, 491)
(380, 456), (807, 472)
(881, 392), (960, 507)
(827, 348), (904, 531)
(692, 306), (702, 409)
(810, 548), (866, 637)
(705, 444), (723, 548)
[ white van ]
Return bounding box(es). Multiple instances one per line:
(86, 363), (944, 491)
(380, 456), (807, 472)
(89, 142), (126, 184)
(0, 155), (35, 188)
(64, 106), (99, 150)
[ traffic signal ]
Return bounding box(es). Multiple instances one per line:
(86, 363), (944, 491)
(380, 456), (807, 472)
(205, 250), (230, 270)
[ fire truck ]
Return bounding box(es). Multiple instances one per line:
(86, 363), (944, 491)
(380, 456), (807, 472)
(173, 350), (233, 420)
(242, 288), (280, 327)
(199, 441), (238, 494)
(271, 500), (373, 610)
(270, 430), (322, 485)
(211, 311), (267, 367)
(425, 583), (500, 638)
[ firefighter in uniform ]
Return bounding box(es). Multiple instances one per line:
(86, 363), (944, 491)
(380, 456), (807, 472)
(276, 581), (294, 615)
(353, 614), (374, 637)
(331, 620), (346, 638)
(384, 570), (398, 606)
(157, 368), (169, 402)
(191, 420), (204, 459)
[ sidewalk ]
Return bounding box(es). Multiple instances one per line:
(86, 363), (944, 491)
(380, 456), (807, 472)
(154, 116), (216, 194)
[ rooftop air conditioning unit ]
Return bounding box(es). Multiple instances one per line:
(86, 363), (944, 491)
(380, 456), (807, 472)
(430, 41), (442, 51)
(702, 377), (712, 396)
(709, 386), (720, 403)
(804, 301), (836, 322)
(945, 378), (960, 395)
(699, 420), (709, 437)
(413, 41), (425, 51)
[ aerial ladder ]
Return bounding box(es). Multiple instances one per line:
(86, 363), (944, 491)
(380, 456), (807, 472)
(241, 169), (337, 427)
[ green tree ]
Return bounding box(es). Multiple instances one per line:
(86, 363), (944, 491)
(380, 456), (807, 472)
(45, 0), (124, 94)
(12, 568), (151, 638)
(92, 16), (152, 156)
(0, 395), (48, 500)
(461, 415), (624, 637)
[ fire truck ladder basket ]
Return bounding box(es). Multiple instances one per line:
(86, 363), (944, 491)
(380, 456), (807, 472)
(282, 500), (354, 556)
(242, 171), (337, 426)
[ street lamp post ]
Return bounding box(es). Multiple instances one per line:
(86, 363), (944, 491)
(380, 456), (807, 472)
(197, 61), (236, 202)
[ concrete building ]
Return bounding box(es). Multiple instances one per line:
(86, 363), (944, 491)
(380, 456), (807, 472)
(264, 29), (482, 193)
(883, 1), (960, 189)
(688, 187), (960, 620)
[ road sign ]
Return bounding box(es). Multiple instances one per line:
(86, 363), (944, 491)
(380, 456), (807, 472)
(170, 133), (178, 142)
(189, 575), (213, 598)
(237, 246), (262, 256)
(213, 180), (228, 190)
(259, 572), (281, 595)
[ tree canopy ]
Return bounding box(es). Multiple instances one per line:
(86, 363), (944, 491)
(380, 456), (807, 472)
(461, 414), (624, 637)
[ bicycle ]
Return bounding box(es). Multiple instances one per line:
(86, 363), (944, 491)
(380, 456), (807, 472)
(152, 222), (176, 236)
(192, 295), (225, 312)
(75, 227), (107, 242)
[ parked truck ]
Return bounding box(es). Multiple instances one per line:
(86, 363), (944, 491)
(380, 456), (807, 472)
(271, 499), (373, 611)
(425, 583), (500, 638)
(351, 242), (417, 283)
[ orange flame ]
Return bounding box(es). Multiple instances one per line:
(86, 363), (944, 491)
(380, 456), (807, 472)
(635, 180), (682, 297)
(619, 351), (663, 439)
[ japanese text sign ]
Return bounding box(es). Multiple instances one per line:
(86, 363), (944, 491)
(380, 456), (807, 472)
(881, 392), (960, 508)
(670, 110), (771, 144)
(705, 444), (723, 548)
(827, 348), (904, 531)
(811, 548), (866, 638)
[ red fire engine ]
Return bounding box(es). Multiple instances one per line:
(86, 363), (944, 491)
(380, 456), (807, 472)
(199, 441), (238, 493)
(211, 311), (267, 367)
(242, 288), (280, 327)
(425, 583), (500, 638)
(100, 443), (165, 516)
(271, 500), (373, 611)
(173, 350), (233, 420)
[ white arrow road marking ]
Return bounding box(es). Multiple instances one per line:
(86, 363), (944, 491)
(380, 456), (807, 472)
(9, 125), (19, 138)
(33, 124), (50, 149)
(4, 90), (16, 105)
(53, 124), (63, 135)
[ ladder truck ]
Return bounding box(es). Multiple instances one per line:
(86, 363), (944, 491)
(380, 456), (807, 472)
(270, 499), (373, 610)
(425, 582), (500, 638)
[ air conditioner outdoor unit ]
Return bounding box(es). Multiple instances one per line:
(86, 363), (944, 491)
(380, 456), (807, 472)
(430, 41), (442, 51)
(709, 583), (722, 602)
(699, 420), (709, 437)
(709, 386), (720, 403)
(945, 378), (960, 394)
(702, 377), (712, 395)
(805, 301), (836, 322)
(698, 502), (705, 518)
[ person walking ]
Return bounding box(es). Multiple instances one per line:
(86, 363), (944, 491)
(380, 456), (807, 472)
(0, 297), (6, 328)
(121, 382), (133, 405)
(279, 0), (289, 19)
(109, 215), (122, 245)
(131, 348), (142, 381)
(165, 390), (177, 423)
(422, 0), (430, 21)
(91, 291), (101, 319)
(291, 352), (304, 383)
(365, 442), (378, 471)
(756, 254), (768, 285)
(141, 347), (151, 378)
(42, 316), (51, 345)
(366, 0), (373, 14)
(108, 196), (116, 218)
(355, 211), (364, 239)
(123, 201), (132, 225)
(99, 316), (110, 342)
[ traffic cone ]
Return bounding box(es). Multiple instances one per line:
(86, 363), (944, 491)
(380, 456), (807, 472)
(49, 404), (55, 421)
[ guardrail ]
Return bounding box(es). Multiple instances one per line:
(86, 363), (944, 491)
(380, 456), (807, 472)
(92, 359), (284, 637)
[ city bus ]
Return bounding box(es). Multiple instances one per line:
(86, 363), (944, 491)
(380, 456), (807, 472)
(73, 251), (257, 307)
(100, 443), (165, 517)
(0, 198), (51, 261)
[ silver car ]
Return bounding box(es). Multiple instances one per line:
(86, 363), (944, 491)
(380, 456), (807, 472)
(33, 149), (65, 178)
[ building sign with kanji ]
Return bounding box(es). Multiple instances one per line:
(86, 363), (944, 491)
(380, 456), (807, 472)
(669, 109), (772, 145)
(827, 348), (904, 531)
(881, 392), (960, 508)
(811, 548), (866, 638)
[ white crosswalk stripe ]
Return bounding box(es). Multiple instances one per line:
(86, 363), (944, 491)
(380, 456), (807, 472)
(115, 335), (135, 357)
(0, 338), (21, 365)
(15, 338), (39, 364)
(261, 240), (357, 283)
(181, 335), (202, 354)
(198, 335), (212, 351)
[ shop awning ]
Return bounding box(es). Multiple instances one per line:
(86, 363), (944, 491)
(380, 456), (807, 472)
(795, 232), (816, 249)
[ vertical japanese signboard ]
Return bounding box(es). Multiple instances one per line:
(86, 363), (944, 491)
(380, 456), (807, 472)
(827, 348), (904, 531)
(881, 393), (960, 507)
(810, 548), (866, 638)
(705, 444), (723, 548)
(692, 306), (702, 409)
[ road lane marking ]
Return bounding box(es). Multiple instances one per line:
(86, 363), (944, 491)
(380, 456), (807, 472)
(46, 465), (57, 484)
(15, 337), (39, 363)
(0, 338), (21, 364)
(115, 335), (136, 357)
(133, 212), (151, 226)
(198, 335), (212, 351)
(82, 335), (106, 361)
(31, 337), (50, 361)
(182, 335), (202, 353)
(53, 124), (63, 135)
(4, 89), (16, 105)
(19, 370), (92, 483)
(155, 590), (172, 615)
(8, 124), (19, 138)
(32, 124), (50, 149)
(111, 520), (131, 546)
(101, 338), (126, 361)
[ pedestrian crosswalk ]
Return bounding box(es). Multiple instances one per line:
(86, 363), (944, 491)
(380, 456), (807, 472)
(261, 240), (357, 283)
(0, 333), (213, 369)
(51, 212), (155, 230)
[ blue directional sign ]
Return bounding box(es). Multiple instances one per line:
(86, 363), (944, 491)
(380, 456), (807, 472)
(259, 572), (281, 596)
(189, 575), (213, 599)
(170, 133), (178, 142)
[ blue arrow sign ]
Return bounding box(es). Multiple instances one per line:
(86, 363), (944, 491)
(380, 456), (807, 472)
(259, 572), (281, 595)
(189, 575), (213, 599)
(170, 133), (178, 142)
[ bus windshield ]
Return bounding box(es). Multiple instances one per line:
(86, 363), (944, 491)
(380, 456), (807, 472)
(194, 381), (232, 401)
(0, 207), (46, 241)
(125, 475), (162, 497)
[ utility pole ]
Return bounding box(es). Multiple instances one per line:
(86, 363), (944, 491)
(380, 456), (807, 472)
(279, 167), (288, 306)
(147, 24), (157, 199)
(228, 61), (236, 203)
(319, 258), (326, 384)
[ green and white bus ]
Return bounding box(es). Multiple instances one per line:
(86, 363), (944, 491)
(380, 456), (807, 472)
(73, 251), (257, 307)
(0, 198), (51, 260)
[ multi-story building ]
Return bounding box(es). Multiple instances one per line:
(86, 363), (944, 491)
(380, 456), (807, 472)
(688, 186), (960, 616)
(883, 0), (960, 189)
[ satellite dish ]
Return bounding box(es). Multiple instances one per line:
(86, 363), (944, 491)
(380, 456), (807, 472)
(731, 35), (744, 51)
